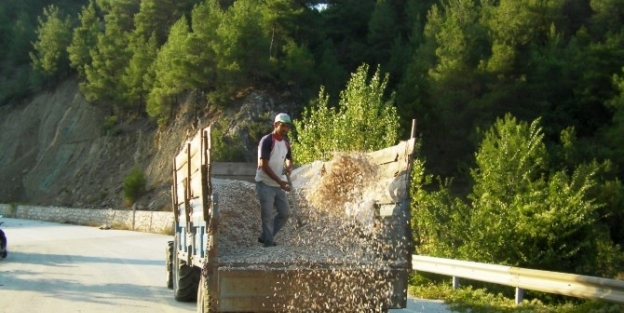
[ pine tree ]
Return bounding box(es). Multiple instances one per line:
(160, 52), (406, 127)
(146, 17), (191, 124)
(122, 34), (158, 116)
(30, 5), (73, 79)
(321, 0), (375, 71)
(7, 11), (36, 66)
(316, 40), (348, 99)
(67, 1), (101, 79)
(105, 0), (140, 33)
(82, 11), (131, 105)
(280, 39), (316, 90)
(604, 68), (624, 170)
(214, 0), (272, 89)
(184, 0), (223, 95)
(366, 0), (398, 67)
(133, 0), (190, 46)
(587, 0), (624, 39)
(261, 0), (303, 60)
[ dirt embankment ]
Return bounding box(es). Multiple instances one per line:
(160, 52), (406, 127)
(0, 80), (206, 210)
(0, 79), (291, 210)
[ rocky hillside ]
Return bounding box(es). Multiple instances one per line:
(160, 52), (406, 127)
(0, 79), (290, 210)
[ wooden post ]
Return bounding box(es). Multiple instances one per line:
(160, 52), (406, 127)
(201, 128), (212, 223)
(172, 156), (179, 224)
(185, 143), (192, 233)
(186, 142), (192, 206)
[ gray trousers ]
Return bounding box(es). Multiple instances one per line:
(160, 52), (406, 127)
(256, 181), (290, 245)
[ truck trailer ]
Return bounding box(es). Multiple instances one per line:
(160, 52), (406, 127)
(166, 126), (416, 312)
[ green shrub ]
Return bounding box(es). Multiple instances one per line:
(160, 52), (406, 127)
(100, 115), (119, 136)
(292, 64), (399, 163)
(412, 114), (624, 277)
(211, 118), (248, 162)
(123, 166), (146, 205)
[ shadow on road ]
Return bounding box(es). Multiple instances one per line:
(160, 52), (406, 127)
(3, 251), (162, 267)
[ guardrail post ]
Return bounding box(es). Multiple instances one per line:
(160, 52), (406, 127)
(452, 276), (460, 289)
(515, 287), (524, 305)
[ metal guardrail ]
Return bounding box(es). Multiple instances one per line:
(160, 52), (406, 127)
(412, 255), (624, 305)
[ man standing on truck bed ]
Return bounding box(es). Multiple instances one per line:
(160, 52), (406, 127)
(255, 113), (294, 247)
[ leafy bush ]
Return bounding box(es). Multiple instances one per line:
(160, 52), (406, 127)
(123, 166), (146, 205)
(412, 114), (624, 277)
(210, 118), (247, 162)
(410, 159), (470, 258)
(292, 63), (400, 162)
(100, 115), (119, 136)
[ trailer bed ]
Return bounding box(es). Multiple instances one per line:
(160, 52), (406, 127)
(170, 126), (415, 312)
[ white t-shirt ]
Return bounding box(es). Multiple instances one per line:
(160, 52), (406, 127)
(254, 133), (291, 187)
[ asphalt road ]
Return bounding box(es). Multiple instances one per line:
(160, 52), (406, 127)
(0, 218), (452, 313)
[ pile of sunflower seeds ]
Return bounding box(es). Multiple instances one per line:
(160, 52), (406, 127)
(211, 153), (408, 312)
(213, 153), (407, 267)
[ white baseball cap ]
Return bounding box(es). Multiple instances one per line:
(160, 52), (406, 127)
(274, 113), (292, 124)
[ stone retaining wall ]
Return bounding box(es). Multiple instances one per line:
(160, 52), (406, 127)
(0, 203), (173, 234)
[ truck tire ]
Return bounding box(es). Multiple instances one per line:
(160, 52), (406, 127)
(165, 241), (173, 289)
(173, 238), (200, 302)
(196, 275), (210, 313)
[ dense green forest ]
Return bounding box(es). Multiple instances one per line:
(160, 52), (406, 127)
(2, 0), (624, 281)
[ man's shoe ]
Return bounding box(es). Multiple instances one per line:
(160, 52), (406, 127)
(257, 237), (264, 244)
